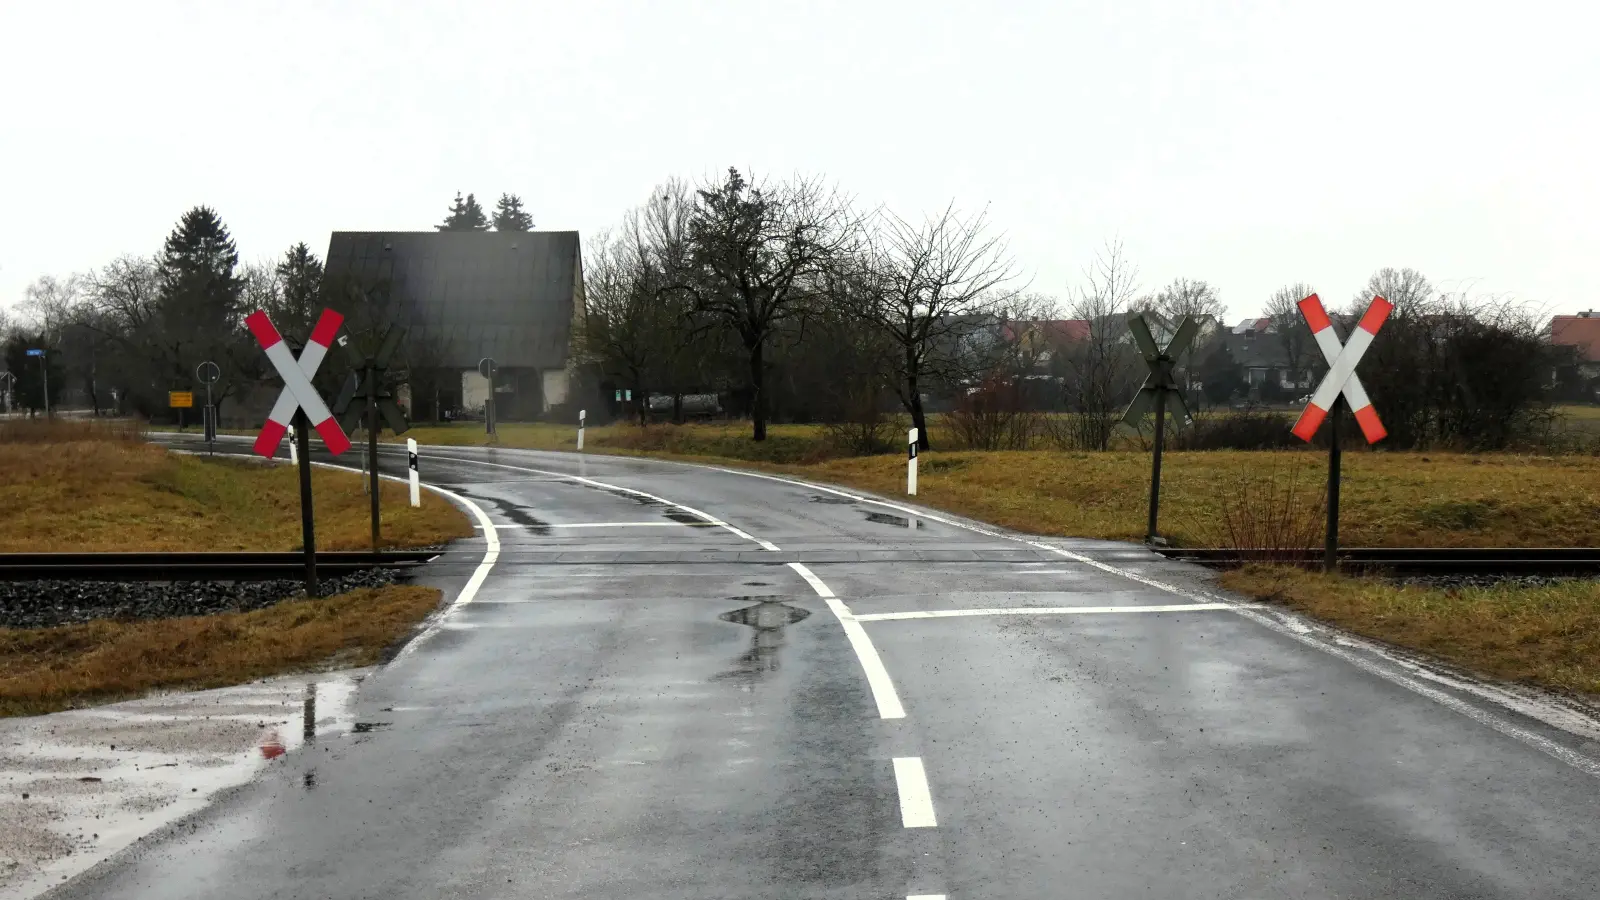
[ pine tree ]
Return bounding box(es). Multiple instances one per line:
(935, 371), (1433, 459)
(157, 206), (243, 334)
(493, 193), (535, 231)
(437, 192), (491, 231)
(275, 242), (324, 337)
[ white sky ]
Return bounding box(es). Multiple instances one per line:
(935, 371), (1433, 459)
(2, 0), (1596, 323)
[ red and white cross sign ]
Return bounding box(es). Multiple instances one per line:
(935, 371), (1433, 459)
(246, 308), (351, 458)
(1290, 293), (1392, 445)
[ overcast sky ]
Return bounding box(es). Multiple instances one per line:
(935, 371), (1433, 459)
(2, 0), (1595, 323)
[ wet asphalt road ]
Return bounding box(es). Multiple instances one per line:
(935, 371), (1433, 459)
(52, 436), (1600, 899)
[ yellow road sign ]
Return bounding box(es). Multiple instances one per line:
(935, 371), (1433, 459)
(169, 391), (194, 408)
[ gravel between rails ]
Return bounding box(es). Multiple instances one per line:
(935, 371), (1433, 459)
(0, 569), (401, 630)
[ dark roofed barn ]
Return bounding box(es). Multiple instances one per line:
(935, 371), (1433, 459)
(321, 231), (586, 421)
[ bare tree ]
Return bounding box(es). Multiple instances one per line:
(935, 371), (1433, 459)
(672, 168), (858, 441)
(1062, 240), (1142, 450)
(1354, 267), (1433, 316)
(1265, 282), (1317, 389)
(1147, 277), (1223, 324)
(581, 181), (700, 424)
(859, 202), (1021, 450)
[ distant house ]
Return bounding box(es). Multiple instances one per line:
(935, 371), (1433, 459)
(321, 231), (587, 421)
(1550, 312), (1600, 370)
(1213, 317), (1312, 399)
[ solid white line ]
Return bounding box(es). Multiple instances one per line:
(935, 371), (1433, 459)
(893, 757), (938, 828)
(546, 521), (689, 528)
(709, 465), (1600, 779)
(297, 459), (501, 662)
(414, 452), (780, 551)
(789, 562), (906, 719)
(855, 603), (1236, 622)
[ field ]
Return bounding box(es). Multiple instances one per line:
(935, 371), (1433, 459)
(1221, 566), (1600, 696)
(0, 419), (473, 716)
(1, 419), (473, 551)
(0, 584), (442, 717)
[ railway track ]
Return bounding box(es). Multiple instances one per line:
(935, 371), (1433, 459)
(0, 550), (439, 581)
(1155, 547), (1600, 574)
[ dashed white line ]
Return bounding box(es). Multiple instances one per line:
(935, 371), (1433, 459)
(855, 602), (1236, 622)
(892, 757), (938, 827)
(789, 562), (906, 720)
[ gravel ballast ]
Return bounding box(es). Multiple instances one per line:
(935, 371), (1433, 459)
(0, 569), (400, 630)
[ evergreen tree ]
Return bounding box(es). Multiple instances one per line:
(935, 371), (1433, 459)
(3, 334), (64, 415)
(157, 205), (244, 334)
(275, 242), (324, 336)
(437, 192), (490, 231)
(492, 193), (535, 231)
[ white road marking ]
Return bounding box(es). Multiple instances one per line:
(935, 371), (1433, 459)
(297, 458), (499, 661)
(893, 757), (938, 827)
(855, 603), (1236, 622)
(789, 562), (906, 720)
(547, 521), (690, 528)
(708, 466), (1600, 778)
(416, 452), (780, 550)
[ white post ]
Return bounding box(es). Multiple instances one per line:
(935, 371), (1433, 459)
(577, 409), (586, 451)
(288, 425), (299, 465)
(407, 438), (420, 507)
(907, 427), (918, 496)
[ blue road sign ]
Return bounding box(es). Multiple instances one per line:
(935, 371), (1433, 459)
(26, 349), (44, 357)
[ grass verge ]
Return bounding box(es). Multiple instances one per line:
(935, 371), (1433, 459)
(0, 426), (472, 551)
(1220, 566), (1600, 698)
(0, 584), (443, 717)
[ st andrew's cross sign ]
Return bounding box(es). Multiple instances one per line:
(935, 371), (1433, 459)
(1289, 293), (1392, 571)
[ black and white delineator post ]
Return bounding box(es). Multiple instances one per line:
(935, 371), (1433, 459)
(1122, 313), (1199, 544)
(577, 409), (586, 451)
(407, 438), (420, 508)
(907, 427), (919, 495)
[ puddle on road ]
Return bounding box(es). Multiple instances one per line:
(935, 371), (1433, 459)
(865, 511), (924, 529)
(351, 722), (391, 734)
(808, 495), (855, 505)
(716, 600), (812, 684)
(742, 581), (772, 587)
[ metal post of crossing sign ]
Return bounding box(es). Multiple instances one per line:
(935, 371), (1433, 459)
(334, 325), (411, 551)
(247, 308), (353, 597)
(1291, 293), (1392, 571)
(1121, 314), (1199, 544)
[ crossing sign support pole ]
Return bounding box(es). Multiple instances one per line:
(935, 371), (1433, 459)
(1122, 313), (1198, 545)
(1147, 388), (1167, 543)
(294, 407), (318, 597)
(1325, 396), (1343, 572)
(368, 372), (381, 551)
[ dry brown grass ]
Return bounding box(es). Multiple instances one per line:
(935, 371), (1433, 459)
(0, 584), (443, 717)
(0, 436), (472, 551)
(1220, 566), (1600, 697)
